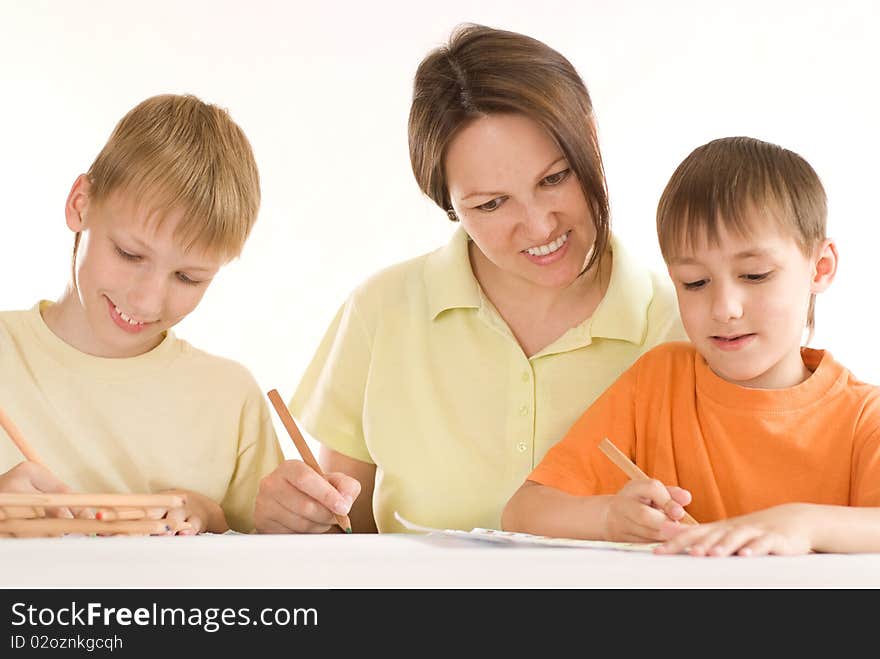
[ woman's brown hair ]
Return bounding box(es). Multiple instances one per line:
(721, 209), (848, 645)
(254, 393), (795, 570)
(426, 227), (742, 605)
(408, 23), (610, 272)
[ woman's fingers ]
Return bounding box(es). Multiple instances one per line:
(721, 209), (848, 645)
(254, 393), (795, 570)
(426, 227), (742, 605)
(255, 460), (357, 533)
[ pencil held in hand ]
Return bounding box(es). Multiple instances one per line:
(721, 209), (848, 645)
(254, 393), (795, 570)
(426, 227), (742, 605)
(266, 389), (353, 533)
(598, 438), (698, 525)
(0, 405), (44, 466)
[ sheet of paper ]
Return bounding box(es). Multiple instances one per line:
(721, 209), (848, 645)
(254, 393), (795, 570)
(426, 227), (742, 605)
(394, 512), (658, 552)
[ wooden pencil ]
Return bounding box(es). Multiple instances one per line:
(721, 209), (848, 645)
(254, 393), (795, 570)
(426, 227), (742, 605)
(0, 518), (171, 536)
(0, 506), (41, 520)
(95, 508), (147, 521)
(266, 389), (353, 533)
(598, 437), (698, 525)
(0, 493), (185, 509)
(0, 405), (44, 465)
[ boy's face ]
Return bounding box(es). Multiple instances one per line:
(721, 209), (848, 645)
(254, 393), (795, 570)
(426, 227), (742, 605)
(666, 214), (835, 389)
(58, 176), (225, 358)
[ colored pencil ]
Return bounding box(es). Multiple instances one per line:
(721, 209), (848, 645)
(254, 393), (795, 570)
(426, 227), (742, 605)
(266, 389), (353, 533)
(0, 493), (185, 509)
(0, 405), (44, 465)
(0, 415), (190, 535)
(598, 437), (698, 525)
(0, 518), (171, 536)
(95, 507), (147, 521)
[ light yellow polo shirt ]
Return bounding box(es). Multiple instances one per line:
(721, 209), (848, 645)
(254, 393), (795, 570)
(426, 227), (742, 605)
(291, 228), (686, 532)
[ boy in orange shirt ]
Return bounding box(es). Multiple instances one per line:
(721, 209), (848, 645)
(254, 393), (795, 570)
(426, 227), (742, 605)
(502, 136), (880, 556)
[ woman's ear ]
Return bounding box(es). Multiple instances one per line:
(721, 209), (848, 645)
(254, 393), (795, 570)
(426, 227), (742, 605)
(810, 238), (838, 294)
(64, 174), (92, 233)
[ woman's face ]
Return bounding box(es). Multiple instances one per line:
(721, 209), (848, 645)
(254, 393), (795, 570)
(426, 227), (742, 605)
(444, 113), (596, 291)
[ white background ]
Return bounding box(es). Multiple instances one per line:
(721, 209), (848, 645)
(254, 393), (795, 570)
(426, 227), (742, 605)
(2, 1), (878, 457)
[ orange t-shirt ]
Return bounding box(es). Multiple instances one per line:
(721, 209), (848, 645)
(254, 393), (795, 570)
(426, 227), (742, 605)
(528, 342), (880, 522)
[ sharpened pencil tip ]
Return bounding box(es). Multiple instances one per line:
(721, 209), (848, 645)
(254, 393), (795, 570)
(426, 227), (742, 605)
(344, 527), (352, 534)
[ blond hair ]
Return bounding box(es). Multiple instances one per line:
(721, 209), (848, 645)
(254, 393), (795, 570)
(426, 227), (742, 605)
(657, 136), (827, 333)
(408, 23), (610, 273)
(79, 93), (260, 261)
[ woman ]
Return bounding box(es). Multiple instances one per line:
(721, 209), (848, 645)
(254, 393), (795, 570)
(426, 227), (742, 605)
(255, 24), (685, 533)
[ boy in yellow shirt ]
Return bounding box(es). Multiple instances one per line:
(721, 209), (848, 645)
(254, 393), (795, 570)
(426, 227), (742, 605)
(503, 136), (880, 556)
(0, 94), (283, 534)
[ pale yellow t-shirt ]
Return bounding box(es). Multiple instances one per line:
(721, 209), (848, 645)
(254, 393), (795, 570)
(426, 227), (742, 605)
(291, 229), (687, 532)
(0, 302), (284, 533)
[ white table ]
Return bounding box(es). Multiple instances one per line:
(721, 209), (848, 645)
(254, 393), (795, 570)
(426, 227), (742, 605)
(2, 532), (879, 588)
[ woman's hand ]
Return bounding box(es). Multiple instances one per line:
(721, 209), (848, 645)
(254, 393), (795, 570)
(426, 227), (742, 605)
(254, 459), (361, 534)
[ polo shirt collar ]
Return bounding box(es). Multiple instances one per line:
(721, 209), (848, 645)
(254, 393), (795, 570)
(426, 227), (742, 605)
(587, 233), (654, 346)
(425, 227), (481, 319)
(424, 228), (656, 347)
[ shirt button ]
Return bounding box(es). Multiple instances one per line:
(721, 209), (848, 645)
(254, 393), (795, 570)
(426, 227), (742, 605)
(519, 405), (529, 416)
(521, 371), (530, 382)
(517, 443), (528, 453)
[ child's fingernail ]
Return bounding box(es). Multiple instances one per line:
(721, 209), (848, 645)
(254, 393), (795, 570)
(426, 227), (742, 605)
(333, 500), (349, 515)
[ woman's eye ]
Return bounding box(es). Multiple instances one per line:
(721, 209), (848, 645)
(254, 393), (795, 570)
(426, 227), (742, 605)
(476, 197), (506, 212)
(683, 279), (707, 290)
(542, 169), (570, 186)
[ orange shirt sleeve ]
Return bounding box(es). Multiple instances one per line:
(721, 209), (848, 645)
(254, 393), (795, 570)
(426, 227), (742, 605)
(527, 356), (642, 496)
(852, 395), (880, 506)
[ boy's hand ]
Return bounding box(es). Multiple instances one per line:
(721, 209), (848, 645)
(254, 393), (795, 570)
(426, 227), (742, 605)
(655, 504), (812, 557)
(603, 479), (692, 542)
(0, 461), (70, 495)
(156, 489), (229, 535)
(254, 459), (360, 534)
(0, 461), (74, 520)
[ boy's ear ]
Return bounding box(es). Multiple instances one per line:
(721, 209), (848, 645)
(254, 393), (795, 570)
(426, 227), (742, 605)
(64, 174), (92, 233)
(810, 238), (837, 294)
